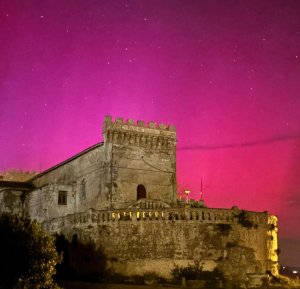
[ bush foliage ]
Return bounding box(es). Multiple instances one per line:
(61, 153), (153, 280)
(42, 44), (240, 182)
(0, 213), (62, 289)
(216, 224), (232, 236)
(171, 263), (202, 281)
(55, 234), (107, 283)
(236, 210), (255, 229)
(171, 263), (225, 283)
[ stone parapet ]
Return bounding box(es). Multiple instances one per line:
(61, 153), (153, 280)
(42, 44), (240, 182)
(0, 170), (38, 181)
(43, 206), (270, 233)
(102, 115), (177, 151)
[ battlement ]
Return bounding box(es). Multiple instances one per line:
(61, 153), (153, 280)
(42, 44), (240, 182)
(0, 170), (38, 181)
(102, 115), (177, 151)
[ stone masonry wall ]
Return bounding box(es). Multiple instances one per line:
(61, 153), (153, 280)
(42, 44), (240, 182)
(0, 170), (37, 181)
(43, 205), (278, 280)
(102, 116), (177, 207)
(27, 144), (111, 221)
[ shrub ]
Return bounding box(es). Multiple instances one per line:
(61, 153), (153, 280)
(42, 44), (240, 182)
(108, 273), (127, 284)
(236, 210), (254, 229)
(0, 213), (62, 289)
(216, 224), (232, 236)
(171, 263), (202, 281)
(196, 268), (225, 282)
(171, 264), (225, 287)
(226, 241), (238, 247)
(55, 234), (107, 283)
(132, 274), (144, 285)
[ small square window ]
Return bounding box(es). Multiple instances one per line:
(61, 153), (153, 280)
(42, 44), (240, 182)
(58, 191), (67, 205)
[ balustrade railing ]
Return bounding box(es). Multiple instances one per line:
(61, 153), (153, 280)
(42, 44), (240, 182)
(43, 206), (269, 233)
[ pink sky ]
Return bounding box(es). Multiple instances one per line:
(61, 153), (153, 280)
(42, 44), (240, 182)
(0, 0), (300, 258)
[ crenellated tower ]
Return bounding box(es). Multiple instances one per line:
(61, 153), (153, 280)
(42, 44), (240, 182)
(102, 115), (177, 208)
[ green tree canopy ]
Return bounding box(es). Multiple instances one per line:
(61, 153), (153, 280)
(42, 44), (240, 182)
(0, 213), (62, 289)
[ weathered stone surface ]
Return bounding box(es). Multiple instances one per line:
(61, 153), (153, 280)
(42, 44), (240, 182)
(0, 170), (37, 181)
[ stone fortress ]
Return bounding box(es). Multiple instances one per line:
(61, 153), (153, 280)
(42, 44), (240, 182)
(0, 115), (278, 281)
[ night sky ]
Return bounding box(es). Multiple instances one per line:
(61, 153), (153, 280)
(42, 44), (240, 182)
(1, 0), (300, 263)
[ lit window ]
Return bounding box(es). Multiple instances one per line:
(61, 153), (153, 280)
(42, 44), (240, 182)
(58, 191), (67, 205)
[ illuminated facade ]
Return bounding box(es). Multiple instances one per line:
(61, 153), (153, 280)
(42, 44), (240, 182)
(0, 115), (279, 280)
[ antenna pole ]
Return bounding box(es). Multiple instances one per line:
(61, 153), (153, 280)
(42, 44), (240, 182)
(200, 178), (203, 200)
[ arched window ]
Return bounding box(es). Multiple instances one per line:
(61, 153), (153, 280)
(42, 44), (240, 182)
(137, 184), (146, 200)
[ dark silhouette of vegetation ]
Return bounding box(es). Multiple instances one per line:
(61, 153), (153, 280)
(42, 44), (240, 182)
(171, 263), (203, 281)
(216, 224), (232, 236)
(55, 234), (107, 283)
(171, 263), (225, 288)
(267, 270), (292, 285)
(226, 241), (238, 247)
(131, 275), (145, 285)
(236, 210), (255, 229)
(107, 273), (127, 284)
(0, 213), (62, 289)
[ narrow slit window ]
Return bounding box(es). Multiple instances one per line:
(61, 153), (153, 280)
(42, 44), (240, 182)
(81, 179), (86, 200)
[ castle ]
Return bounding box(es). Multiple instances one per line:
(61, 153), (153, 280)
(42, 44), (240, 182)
(0, 115), (278, 281)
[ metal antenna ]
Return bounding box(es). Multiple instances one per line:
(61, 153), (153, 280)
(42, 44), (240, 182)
(200, 178), (203, 200)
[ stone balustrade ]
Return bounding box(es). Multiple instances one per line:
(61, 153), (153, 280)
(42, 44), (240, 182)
(43, 206), (270, 233)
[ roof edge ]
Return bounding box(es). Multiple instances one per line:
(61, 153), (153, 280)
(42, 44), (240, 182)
(0, 181), (36, 190)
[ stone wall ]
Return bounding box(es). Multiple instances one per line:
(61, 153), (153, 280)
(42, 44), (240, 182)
(43, 205), (278, 280)
(0, 190), (23, 215)
(102, 116), (177, 207)
(27, 143), (108, 221)
(0, 170), (37, 181)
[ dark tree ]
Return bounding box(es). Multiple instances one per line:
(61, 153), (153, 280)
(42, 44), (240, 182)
(0, 213), (62, 289)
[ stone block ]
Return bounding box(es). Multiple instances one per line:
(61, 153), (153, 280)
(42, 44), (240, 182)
(168, 125), (176, 132)
(158, 123), (166, 130)
(148, 122), (156, 129)
(127, 119), (135, 125)
(104, 115), (112, 122)
(137, 120), (145, 127)
(116, 117), (123, 124)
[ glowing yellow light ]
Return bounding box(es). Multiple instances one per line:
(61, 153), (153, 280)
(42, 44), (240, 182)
(185, 190), (190, 203)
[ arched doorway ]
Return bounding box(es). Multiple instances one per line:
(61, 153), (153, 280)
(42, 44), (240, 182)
(137, 184), (146, 200)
